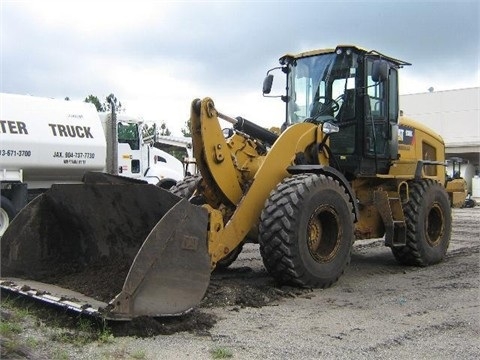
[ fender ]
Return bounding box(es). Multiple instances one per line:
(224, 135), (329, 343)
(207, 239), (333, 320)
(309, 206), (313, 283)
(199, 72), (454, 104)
(286, 164), (359, 222)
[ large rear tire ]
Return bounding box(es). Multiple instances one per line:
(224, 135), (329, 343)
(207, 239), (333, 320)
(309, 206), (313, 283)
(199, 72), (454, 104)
(259, 173), (355, 288)
(391, 179), (452, 266)
(0, 196), (16, 236)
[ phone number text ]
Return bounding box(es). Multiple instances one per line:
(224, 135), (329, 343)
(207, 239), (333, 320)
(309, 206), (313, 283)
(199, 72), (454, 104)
(0, 149), (32, 157)
(53, 151), (96, 159)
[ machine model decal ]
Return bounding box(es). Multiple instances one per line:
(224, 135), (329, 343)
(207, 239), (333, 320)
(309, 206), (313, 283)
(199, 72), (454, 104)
(398, 125), (415, 145)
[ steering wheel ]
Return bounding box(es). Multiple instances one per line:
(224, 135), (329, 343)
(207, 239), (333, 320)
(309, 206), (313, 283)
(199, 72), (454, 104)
(310, 96), (340, 117)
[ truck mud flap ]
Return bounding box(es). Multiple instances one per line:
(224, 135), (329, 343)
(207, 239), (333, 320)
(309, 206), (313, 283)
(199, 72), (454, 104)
(1, 175), (211, 319)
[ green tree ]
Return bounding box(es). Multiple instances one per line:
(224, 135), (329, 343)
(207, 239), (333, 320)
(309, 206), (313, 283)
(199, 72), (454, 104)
(159, 121), (171, 136)
(84, 95), (105, 112)
(142, 123), (156, 144)
(104, 93), (124, 113)
(84, 93), (124, 112)
(181, 118), (191, 137)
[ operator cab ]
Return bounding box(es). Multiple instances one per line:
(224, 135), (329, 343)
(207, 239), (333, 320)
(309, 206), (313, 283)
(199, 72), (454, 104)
(264, 45), (411, 179)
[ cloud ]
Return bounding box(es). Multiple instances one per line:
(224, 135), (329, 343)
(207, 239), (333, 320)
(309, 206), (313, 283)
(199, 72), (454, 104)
(1, 0), (478, 135)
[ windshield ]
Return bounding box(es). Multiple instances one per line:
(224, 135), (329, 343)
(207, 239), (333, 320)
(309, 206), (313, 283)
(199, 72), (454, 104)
(287, 50), (359, 124)
(118, 122), (140, 150)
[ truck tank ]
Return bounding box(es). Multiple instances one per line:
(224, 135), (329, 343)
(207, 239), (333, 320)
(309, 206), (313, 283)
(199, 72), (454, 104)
(0, 93), (106, 187)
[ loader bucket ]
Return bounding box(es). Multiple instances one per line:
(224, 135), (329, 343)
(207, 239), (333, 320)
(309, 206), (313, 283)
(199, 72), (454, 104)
(0, 173), (211, 319)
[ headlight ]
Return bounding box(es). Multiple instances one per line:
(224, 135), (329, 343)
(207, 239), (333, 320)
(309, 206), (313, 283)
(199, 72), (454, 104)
(322, 122), (339, 134)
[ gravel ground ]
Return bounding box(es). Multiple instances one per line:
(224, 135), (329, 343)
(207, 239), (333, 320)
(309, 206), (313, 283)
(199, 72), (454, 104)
(1, 207), (479, 359)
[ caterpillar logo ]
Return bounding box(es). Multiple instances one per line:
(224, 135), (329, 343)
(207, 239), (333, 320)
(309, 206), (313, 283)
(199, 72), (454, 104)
(398, 125), (415, 145)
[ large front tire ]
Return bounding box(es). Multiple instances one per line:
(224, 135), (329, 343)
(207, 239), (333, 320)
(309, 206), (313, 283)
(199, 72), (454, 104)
(259, 173), (355, 288)
(391, 179), (452, 266)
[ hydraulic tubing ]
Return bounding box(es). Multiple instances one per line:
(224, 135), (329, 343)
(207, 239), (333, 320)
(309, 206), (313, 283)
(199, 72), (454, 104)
(192, 99), (278, 146)
(216, 111), (278, 146)
(233, 116), (278, 146)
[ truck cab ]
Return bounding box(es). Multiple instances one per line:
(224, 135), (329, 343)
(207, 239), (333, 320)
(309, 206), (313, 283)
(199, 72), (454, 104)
(99, 113), (184, 188)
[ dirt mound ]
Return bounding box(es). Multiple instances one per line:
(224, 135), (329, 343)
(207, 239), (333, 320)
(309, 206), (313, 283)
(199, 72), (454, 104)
(110, 310), (217, 337)
(202, 266), (312, 308)
(46, 257), (131, 302)
(107, 264), (313, 337)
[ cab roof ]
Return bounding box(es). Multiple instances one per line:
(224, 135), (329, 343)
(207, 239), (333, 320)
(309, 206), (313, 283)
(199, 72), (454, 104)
(280, 45), (411, 67)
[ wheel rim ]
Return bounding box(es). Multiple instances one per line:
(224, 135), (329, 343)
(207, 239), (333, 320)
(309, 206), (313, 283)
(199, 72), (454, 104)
(426, 203), (444, 246)
(307, 205), (341, 263)
(0, 207), (10, 236)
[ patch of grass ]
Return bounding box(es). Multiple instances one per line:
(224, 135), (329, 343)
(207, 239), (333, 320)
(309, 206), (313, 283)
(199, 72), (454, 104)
(99, 345), (145, 360)
(47, 316), (115, 347)
(14, 304), (34, 319)
(1, 294), (117, 359)
(49, 327), (94, 346)
(1, 298), (43, 359)
(25, 336), (41, 348)
(97, 326), (114, 344)
(78, 317), (93, 333)
(0, 319), (22, 337)
(130, 349), (147, 359)
(50, 329), (80, 344)
(51, 348), (70, 360)
(106, 345), (129, 359)
(1, 337), (20, 354)
(0, 295), (16, 309)
(0, 337), (39, 360)
(211, 347), (233, 359)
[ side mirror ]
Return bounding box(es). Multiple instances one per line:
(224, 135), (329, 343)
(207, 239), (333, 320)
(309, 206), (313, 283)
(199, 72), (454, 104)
(262, 74), (274, 95)
(372, 60), (389, 82)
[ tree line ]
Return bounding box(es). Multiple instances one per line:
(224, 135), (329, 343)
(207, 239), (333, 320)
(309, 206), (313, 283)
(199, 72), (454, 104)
(66, 93), (187, 136)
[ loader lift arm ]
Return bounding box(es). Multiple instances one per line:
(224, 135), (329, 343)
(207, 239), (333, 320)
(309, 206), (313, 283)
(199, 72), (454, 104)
(190, 97), (357, 268)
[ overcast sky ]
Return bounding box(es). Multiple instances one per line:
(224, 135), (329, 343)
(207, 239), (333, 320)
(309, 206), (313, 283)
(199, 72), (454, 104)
(1, 0), (479, 135)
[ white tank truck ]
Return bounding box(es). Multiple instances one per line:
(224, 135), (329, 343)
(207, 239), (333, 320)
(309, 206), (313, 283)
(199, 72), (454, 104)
(0, 93), (184, 235)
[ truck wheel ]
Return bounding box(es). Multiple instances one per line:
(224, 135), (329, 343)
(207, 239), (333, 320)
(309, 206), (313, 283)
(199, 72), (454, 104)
(391, 179), (452, 266)
(464, 198), (476, 208)
(157, 179), (178, 190)
(170, 175), (202, 198)
(259, 173), (355, 288)
(0, 196), (16, 236)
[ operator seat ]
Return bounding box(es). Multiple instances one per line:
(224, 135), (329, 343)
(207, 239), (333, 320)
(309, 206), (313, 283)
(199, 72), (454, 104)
(329, 88), (357, 156)
(336, 89), (356, 121)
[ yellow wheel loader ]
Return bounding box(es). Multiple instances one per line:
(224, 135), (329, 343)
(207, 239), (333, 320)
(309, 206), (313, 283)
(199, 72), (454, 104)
(1, 45), (452, 319)
(445, 157), (470, 208)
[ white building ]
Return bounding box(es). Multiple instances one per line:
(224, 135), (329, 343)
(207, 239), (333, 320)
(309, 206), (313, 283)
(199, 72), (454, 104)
(400, 87), (479, 195)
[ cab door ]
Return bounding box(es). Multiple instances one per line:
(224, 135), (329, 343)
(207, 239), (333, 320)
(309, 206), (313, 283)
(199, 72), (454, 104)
(117, 122), (142, 178)
(364, 59), (399, 173)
